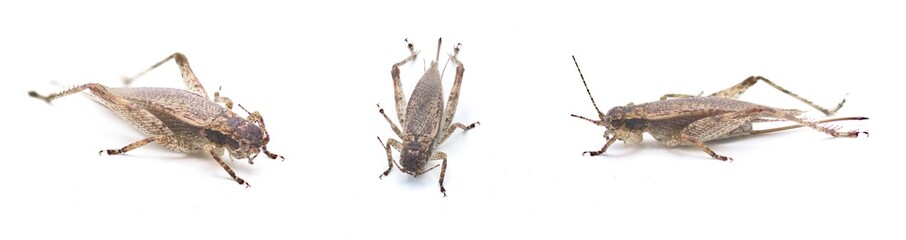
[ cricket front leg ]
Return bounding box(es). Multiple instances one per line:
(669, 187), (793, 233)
(207, 146), (250, 187)
(584, 137), (617, 156)
(427, 151), (449, 197)
(376, 136), (403, 178)
(122, 52), (209, 98)
(710, 76), (844, 116)
(100, 135), (173, 155)
(390, 39), (420, 125)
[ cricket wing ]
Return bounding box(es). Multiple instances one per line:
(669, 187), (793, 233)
(109, 87), (228, 128)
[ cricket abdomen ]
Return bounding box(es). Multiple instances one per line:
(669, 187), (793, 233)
(616, 97), (766, 143)
(403, 68), (444, 139)
(100, 87), (231, 152)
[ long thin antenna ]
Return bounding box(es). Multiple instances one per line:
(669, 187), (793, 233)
(572, 55), (605, 119)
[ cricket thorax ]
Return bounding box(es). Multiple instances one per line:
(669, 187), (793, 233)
(204, 114), (264, 160)
(399, 135), (433, 175)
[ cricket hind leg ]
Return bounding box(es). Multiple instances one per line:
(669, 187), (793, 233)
(750, 116), (869, 135)
(101, 135), (176, 155)
(29, 83), (114, 104)
(121, 52), (209, 99)
(709, 76), (845, 116)
(390, 39), (420, 125)
(762, 113), (868, 138)
(30, 82), (176, 139)
(437, 42), (479, 144)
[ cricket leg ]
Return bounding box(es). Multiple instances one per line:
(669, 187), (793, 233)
(709, 76), (844, 116)
(584, 137), (617, 156)
(436, 122), (480, 146)
(376, 104), (403, 137)
(765, 112), (868, 138)
(207, 146), (250, 187)
(100, 135), (172, 155)
(213, 86), (234, 109)
(750, 116), (869, 135)
(659, 91), (704, 100)
(122, 52), (209, 98)
(29, 83), (175, 137)
(390, 39), (420, 125)
(440, 42), (469, 133)
(376, 136), (404, 178)
(426, 151), (449, 197)
(29, 83), (113, 103)
(682, 135), (733, 161)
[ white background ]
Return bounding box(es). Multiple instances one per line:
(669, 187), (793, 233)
(1, 1), (902, 239)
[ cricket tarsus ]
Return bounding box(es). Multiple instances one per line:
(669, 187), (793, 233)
(28, 91), (52, 103)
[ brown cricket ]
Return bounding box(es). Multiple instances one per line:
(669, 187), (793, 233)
(376, 38), (479, 197)
(28, 52), (283, 187)
(570, 55), (868, 161)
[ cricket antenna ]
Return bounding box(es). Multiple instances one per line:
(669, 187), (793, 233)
(572, 55), (605, 120)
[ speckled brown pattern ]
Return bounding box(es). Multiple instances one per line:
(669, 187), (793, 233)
(29, 52), (282, 187)
(570, 56), (867, 161)
(377, 38), (479, 197)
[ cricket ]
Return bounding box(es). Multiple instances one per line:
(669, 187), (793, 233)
(28, 52), (283, 187)
(570, 55), (868, 161)
(376, 38), (479, 196)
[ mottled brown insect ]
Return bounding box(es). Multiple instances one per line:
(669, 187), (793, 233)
(376, 38), (479, 197)
(28, 52), (283, 187)
(570, 56), (868, 161)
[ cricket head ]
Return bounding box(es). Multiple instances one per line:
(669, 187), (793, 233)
(398, 135), (433, 176)
(569, 55), (645, 144)
(206, 105), (283, 164)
